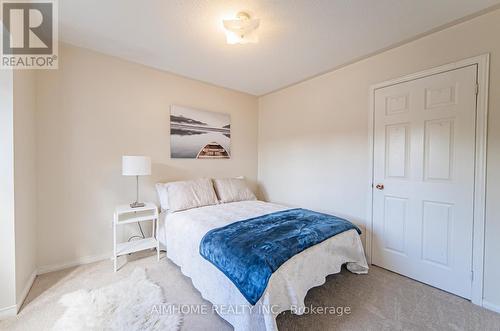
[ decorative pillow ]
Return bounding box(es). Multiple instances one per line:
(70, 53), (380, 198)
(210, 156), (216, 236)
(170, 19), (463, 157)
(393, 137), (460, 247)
(155, 183), (170, 211)
(213, 178), (257, 203)
(167, 178), (219, 212)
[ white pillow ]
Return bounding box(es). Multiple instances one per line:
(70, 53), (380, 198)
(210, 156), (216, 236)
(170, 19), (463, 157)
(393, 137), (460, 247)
(155, 183), (170, 211)
(167, 178), (219, 212)
(213, 178), (257, 203)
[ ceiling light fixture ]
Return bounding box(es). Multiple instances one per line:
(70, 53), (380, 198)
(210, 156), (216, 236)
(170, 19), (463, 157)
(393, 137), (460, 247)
(223, 11), (260, 45)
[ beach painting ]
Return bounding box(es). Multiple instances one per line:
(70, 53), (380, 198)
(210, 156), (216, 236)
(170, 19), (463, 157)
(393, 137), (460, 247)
(170, 105), (231, 159)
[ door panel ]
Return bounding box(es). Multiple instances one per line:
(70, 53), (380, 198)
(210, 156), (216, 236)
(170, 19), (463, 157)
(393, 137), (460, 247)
(372, 65), (477, 299)
(383, 196), (408, 254)
(424, 118), (454, 181)
(385, 124), (410, 178)
(421, 200), (453, 267)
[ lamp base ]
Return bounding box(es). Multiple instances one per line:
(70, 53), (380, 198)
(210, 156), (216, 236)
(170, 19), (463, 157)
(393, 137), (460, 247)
(130, 201), (145, 208)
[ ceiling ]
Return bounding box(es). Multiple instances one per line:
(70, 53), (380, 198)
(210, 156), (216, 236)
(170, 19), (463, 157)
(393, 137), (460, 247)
(59, 0), (500, 96)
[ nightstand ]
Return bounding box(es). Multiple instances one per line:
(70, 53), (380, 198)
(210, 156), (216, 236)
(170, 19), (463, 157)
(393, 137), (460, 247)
(113, 202), (160, 272)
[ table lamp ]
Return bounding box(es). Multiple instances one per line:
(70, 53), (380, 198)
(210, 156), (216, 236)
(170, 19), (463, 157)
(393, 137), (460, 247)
(122, 155), (151, 208)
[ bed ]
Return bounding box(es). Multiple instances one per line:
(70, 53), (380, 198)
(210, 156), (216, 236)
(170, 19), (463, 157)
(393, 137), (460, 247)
(157, 199), (368, 331)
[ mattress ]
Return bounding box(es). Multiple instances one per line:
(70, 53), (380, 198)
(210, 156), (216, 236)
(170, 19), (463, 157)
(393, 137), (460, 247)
(158, 200), (368, 331)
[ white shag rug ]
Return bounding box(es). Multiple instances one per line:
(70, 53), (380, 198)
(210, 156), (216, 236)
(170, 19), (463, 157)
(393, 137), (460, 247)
(53, 268), (182, 331)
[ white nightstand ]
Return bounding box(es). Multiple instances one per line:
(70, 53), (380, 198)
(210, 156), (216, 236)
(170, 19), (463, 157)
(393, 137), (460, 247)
(113, 202), (160, 272)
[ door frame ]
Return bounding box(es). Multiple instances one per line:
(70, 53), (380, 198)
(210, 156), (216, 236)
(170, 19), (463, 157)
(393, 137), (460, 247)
(366, 54), (490, 306)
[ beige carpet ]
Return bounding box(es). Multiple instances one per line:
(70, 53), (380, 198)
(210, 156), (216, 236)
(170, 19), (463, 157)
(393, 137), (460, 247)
(1, 251), (499, 331)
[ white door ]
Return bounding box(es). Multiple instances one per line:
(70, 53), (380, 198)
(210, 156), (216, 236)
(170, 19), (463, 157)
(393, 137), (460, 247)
(372, 65), (477, 299)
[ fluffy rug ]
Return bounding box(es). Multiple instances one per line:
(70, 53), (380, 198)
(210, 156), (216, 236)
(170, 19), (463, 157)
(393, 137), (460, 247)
(53, 268), (182, 331)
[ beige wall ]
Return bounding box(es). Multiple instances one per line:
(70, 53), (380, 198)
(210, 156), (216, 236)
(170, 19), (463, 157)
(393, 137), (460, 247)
(13, 70), (37, 304)
(258, 8), (500, 307)
(35, 43), (258, 270)
(0, 69), (37, 316)
(0, 70), (16, 314)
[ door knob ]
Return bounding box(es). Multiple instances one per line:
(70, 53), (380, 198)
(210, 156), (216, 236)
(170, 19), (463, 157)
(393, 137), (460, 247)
(375, 184), (384, 190)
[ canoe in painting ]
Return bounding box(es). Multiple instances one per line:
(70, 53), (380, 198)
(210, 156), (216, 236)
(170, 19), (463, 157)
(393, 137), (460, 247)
(196, 142), (230, 159)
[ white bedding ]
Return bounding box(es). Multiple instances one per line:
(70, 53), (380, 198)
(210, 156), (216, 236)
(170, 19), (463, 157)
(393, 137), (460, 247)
(158, 200), (368, 331)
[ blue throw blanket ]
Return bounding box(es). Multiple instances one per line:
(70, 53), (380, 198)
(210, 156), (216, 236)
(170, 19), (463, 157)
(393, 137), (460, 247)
(199, 208), (361, 305)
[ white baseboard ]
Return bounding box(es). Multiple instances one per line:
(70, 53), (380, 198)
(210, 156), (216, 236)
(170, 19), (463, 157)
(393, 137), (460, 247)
(16, 269), (37, 313)
(0, 305), (16, 320)
(37, 253), (111, 275)
(482, 300), (500, 314)
(1, 255), (111, 319)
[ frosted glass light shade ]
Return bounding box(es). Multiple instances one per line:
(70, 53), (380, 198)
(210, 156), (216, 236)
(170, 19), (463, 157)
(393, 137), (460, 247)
(223, 11), (260, 45)
(122, 156), (151, 176)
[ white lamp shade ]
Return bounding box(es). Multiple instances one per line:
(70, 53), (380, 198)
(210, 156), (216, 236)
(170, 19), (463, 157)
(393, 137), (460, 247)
(122, 156), (151, 176)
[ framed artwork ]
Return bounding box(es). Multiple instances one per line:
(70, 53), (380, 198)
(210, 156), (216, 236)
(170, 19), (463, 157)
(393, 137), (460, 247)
(170, 105), (231, 159)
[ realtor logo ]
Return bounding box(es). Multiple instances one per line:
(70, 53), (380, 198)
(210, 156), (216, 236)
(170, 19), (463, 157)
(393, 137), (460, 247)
(1, 0), (58, 69)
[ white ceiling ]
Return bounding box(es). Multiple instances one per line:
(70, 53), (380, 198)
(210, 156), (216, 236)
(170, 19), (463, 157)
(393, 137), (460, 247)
(59, 0), (500, 96)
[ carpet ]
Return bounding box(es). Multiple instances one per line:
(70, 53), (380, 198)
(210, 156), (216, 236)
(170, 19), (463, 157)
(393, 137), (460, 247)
(3, 252), (499, 331)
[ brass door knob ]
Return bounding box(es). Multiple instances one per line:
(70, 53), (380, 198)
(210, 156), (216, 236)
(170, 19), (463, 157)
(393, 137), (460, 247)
(375, 184), (384, 190)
